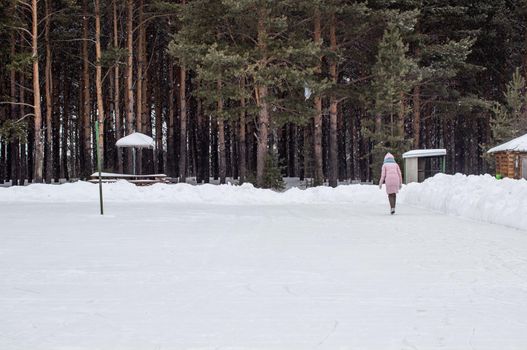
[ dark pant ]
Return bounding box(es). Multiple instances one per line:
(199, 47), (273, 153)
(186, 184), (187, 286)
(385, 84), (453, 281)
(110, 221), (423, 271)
(388, 194), (396, 209)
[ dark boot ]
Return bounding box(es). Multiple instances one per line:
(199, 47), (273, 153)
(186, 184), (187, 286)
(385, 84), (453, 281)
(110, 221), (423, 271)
(388, 194), (396, 215)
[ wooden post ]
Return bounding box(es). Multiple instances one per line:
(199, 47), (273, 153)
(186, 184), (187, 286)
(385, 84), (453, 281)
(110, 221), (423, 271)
(95, 121), (104, 215)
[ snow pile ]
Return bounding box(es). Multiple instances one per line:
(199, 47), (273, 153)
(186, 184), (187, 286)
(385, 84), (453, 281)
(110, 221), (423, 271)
(6, 173), (527, 230)
(401, 173), (527, 230)
(0, 180), (385, 205)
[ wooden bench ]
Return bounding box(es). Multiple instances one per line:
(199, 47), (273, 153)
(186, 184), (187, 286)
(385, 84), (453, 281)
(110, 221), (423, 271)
(90, 172), (170, 186)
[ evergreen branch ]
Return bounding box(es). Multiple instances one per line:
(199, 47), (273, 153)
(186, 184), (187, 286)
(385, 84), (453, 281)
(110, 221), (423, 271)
(132, 13), (176, 34)
(17, 113), (35, 122)
(0, 101), (35, 109)
(7, 25), (32, 37)
(38, 8), (68, 26)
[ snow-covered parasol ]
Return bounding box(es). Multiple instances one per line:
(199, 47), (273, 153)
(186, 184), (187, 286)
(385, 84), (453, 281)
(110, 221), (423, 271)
(116, 132), (155, 174)
(116, 132), (155, 149)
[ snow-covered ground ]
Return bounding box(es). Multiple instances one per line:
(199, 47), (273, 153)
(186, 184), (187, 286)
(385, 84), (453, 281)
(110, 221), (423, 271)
(402, 173), (527, 231)
(1, 177), (527, 349)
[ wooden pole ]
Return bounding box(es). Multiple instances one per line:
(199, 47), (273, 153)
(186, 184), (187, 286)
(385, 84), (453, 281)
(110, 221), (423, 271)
(95, 121), (104, 215)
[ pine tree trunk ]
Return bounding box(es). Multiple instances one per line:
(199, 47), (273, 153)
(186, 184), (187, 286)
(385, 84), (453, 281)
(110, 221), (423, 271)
(239, 78), (247, 183)
(375, 114), (382, 134)
(10, 42), (19, 186)
(202, 100), (210, 183)
(27, 118), (34, 183)
(230, 121), (238, 179)
(19, 70), (26, 183)
(246, 118), (254, 176)
(113, 0), (123, 173)
(0, 103), (4, 183)
(136, 0), (145, 173)
(125, 0), (134, 173)
(95, 0), (105, 170)
(20, 143), (27, 185)
(313, 8), (323, 186)
(142, 51), (152, 173)
(322, 113), (329, 179)
(43, 0), (53, 183)
(279, 126), (286, 176)
(178, 0), (187, 182)
(10, 140), (19, 186)
(62, 74), (70, 180)
(256, 7), (270, 187)
(413, 85), (421, 148)
(217, 80), (226, 184)
(346, 108), (354, 180)
(32, 0), (44, 183)
(211, 116), (218, 180)
(52, 73), (60, 181)
(255, 83), (270, 187)
(302, 125), (310, 181)
(167, 63), (176, 176)
(352, 111), (361, 180)
(328, 11), (338, 188)
(1, 136), (5, 183)
(338, 108), (346, 181)
(8, 32), (17, 185)
(218, 84), (228, 181)
(81, 0), (92, 178)
(0, 142), (5, 184)
(293, 125), (300, 177)
(190, 102), (198, 178)
(398, 91), (406, 138)
(196, 96), (204, 183)
(6, 143), (11, 184)
(155, 60), (164, 173)
(142, 66), (153, 173)
(179, 67), (187, 182)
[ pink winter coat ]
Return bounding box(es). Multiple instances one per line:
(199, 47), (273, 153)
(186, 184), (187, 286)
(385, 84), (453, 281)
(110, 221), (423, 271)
(379, 153), (403, 194)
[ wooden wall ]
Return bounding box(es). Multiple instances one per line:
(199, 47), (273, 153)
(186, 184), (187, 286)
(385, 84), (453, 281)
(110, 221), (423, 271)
(495, 151), (524, 179)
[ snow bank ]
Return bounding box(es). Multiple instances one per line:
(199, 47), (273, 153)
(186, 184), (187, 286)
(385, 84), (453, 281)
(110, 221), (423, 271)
(0, 180), (385, 205)
(401, 173), (527, 230)
(6, 174), (526, 230)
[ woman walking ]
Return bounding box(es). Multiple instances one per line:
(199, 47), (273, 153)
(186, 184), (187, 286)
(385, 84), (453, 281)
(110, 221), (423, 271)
(379, 152), (403, 215)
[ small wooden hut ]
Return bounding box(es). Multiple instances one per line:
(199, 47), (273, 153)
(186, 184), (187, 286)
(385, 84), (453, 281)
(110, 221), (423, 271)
(487, 134), (527, 179)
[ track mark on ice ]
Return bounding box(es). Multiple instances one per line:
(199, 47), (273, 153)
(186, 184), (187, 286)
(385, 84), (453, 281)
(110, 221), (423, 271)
(469, 327), (476, 350)
(317, 320), (338, 346)
(402, 337), (418, 350)
(13, 287), (40, 295)
(283, 284), (298, 296)
(245, 283), (257, 294)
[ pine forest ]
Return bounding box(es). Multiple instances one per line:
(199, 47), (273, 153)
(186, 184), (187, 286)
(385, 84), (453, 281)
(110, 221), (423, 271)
(1, 0), (527, 188)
